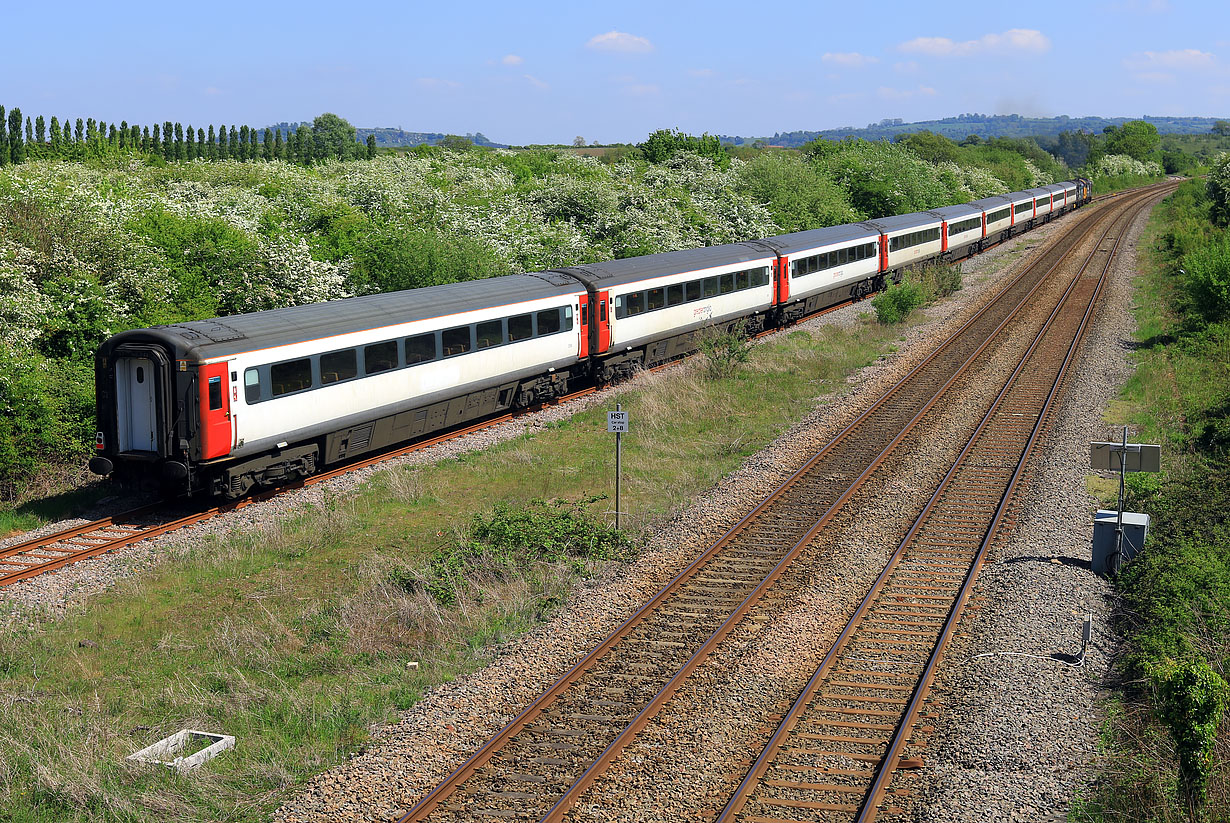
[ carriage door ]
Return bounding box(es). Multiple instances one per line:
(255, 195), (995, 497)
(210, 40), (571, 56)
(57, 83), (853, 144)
(199, 362), (233, 460)
(578, 294), (590, 358)
(116, 356), (158, 453)
(596, 290), (612, 353)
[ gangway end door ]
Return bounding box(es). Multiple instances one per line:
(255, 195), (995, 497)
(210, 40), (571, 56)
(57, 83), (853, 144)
(200, 362), (233, 460)
(116, 356), (158, 453)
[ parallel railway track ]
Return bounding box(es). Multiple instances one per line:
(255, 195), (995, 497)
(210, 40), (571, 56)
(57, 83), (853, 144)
(393, 183), (1174, 823)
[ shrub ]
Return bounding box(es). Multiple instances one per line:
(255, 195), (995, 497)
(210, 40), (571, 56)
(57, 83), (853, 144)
(871, 277), (926, 324)
(735, 151), (859, 231)
(697, 320), (753, 379)
(1208, 152), (1230, 227)
(1182, 233), (1230, 320)
(411, 497), (633, 606)
(1148, 658), (1230, 809)
(349, 228), (509, 294)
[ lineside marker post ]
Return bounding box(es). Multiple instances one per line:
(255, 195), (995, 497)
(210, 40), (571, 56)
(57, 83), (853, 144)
(608, 404), (629, 531)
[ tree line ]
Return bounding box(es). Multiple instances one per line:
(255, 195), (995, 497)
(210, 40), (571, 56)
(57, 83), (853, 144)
(0, 107), (377, 166)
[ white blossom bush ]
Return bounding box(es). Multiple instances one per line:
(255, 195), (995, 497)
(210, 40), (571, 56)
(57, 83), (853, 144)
(1091, 153), (1164, 179)
(1205, 152), (1230, 225)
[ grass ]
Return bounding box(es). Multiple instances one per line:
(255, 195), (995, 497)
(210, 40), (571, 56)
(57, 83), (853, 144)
(0, 484), (112, 539)
(0, 306), (925, 821)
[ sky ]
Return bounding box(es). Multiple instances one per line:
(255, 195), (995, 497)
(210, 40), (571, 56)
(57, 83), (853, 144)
(3, 0), (1228, 146)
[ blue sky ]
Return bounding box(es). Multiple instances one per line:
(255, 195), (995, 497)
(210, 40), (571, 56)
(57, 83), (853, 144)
(3, 0), (1227, 145)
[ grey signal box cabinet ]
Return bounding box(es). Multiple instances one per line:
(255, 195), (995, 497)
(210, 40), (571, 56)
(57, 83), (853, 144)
(1092, 509), (1150, 576)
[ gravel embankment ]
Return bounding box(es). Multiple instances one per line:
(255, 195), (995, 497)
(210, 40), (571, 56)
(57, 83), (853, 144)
(272, 212), (1087, 823)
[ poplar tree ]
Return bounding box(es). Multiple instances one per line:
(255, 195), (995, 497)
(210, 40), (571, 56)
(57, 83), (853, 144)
(163, 121), (174, 160)
(50, 116), (61, 151)
(132, 124), (141, 150)
(248, 127), (257, 160)
(229, 126), (238, 159)
(118, 120), (128, 149)
(9, 107), (25, 163)
(0, 106), (8, 165)
(75, 118), (84, 143)
(274, 129), (283, 160)
(174, 122), (184, 161)
(109, 124), (117, 146)
(185, 124), (195, 159)
(98, 121), (107, 144)
(62, 116), (72, 145)
(34, 115), (45, 145)
(218, 124), (228, 158)
(197, 127), (205, 159)
(25, 117), (33, 146)
(207, 125), (216, 160)
(86, 118), (96, 142)
(151, 123), (161, 155)
(262, 127), (273, 160)
(142, 125), (150, 153)
(366, 133), (376, 159)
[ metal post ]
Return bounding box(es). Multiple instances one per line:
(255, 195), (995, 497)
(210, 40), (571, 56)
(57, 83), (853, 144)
(1113, 425), (1127, 575)
(615, 403), (622, 532)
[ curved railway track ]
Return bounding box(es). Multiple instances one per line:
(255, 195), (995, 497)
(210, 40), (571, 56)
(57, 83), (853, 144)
(392, 183), (1175, 823)
(717, 184), (1170, 823)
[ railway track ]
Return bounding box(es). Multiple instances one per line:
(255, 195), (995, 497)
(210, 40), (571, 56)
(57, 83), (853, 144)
(717, 184), (1170, 823)
(392, 183), (1174, 823)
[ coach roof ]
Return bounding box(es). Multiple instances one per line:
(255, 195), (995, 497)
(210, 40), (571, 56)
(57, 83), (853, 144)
(555, 242), (774, 289)
(106, 272), (582, 361)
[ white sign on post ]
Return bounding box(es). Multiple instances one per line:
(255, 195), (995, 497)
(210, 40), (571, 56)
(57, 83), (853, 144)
(607, 410), (629, 433)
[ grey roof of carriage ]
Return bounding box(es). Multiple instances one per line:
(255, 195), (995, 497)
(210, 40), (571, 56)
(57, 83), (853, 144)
(926, 203), (984, 221)
(857, 211), (943, 234)
(969, 195), (1015, 211)
(103, 272), (584, 360)
(553, 242), (775, 288)
(751, 223), (879, 255)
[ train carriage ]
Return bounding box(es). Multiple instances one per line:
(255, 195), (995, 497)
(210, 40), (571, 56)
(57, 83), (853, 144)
(751, 224), (882, 322)
(972, 195), (1015, 244)
(861, 212), (945, 275)
(93, 273), (587, 497)
(556, 244), (777, 381)
(925, 204), (986, 262)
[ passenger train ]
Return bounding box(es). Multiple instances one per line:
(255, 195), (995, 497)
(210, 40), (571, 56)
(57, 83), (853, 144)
(89, 178), (1093, 497)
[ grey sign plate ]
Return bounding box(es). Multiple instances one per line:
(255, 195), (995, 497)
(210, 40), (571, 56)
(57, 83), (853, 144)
(1090, 442), (1160, 472)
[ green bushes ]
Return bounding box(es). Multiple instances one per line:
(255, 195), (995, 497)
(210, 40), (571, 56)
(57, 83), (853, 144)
(871, 264), (962, 324)
(350, 228), (510, 293)
(410, 497), (632, 606)
(1182, 233), (1230, 320)
(1148, 658), (1229, 808)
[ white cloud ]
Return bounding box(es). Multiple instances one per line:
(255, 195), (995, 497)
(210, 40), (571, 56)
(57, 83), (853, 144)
(524, 74), (549, 89)
(1125, 48), (1217, 70)
(688, 68), (715, 78)
(899, 28), (1050, 57)
(821, 52), (879, 68)
(877, 85), (937, 100)
(894, 61), (919, 74)
(502, 54), (524, 66)
(587, 31), (653, 54)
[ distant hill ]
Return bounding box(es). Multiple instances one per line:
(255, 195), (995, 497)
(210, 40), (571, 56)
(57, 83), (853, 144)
(264, 121), (506, 149)
(721, 114), (1230, 148)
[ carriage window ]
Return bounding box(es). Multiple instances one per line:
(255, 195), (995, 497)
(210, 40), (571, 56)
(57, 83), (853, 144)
(476, 320), (504, 349)
(647, 287), (665, 311)
(538, 308), (562, 335)
(271, 358), (312, 397)
(719, 274), (734, 294)
(580, 304), (588, 326)
(736, 271), (749, 290)
(321, 349), (358, 384)
(626, 292), (644, 317)
(364, 341), (398, 374)
(244, 368), (261, 403)
(405, 333), (437, 364)
(208, 376), (223, 410)
(702, 277), (719, 298)
(442, 326), (471, 357)
(508, 313), (533, 342)
(686, 280), (702, 301)
(136, 367), (145, 384)
(562, 305), (573, 331)
(667, 284), (684, 305)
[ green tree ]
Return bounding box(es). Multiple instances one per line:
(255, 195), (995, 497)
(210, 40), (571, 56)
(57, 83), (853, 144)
(274, 128), (284, 160)
(229, 126), (238, 160)
(185, 123), (194, 159)
(74, 118), (83, 143)
(898, 130), (961, 163)
(366, 133), (376, 159)
(438, 134), (473, 152)
(207, 124), (216, 159)
(1103, 120), (1161, 162)
(163, 121), (174, 160)
(141, 125), (149, 153)
(238, 125), (249, 161)
(1208, 152), (1230, 227)
(174, 122), (184, 160)
(34, 115), (45, 146)
(0, 106), (8, 165)
(8, 106), (24, 163)
(638, 128), (729, 167)
(263, 127), (273, 160)
(132, 124), (141, 150)
(108, 123), (117, 146)
(1212, 120), (1230, 137)
(151, 122), (161, 155)
(248, 126), (258, 160)
(218, 123), (228, 158)
(24, 116), (32, 147)
(49, 116), (61, 151)
(310, 112), (359, 160)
